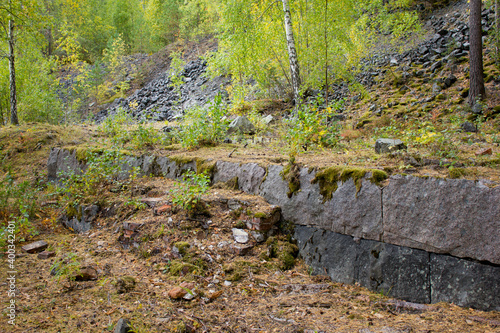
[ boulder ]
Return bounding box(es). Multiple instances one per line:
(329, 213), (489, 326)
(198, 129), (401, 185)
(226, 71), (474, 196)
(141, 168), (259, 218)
(227, 116), (256, 135)
(374, 139), (407, 154)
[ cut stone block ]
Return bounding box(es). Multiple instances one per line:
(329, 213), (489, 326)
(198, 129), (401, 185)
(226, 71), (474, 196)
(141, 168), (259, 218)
(22, 240), (48, 254)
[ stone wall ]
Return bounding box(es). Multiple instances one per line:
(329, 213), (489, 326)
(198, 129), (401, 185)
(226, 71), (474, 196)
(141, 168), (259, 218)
(47, 148), (500, 310)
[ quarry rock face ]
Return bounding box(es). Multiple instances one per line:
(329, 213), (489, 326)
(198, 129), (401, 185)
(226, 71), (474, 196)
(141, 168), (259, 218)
(383, 175), (500, 264)
(48, 149), (500, 310)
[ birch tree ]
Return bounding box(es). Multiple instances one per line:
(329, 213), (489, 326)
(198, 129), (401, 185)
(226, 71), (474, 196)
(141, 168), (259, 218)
(281, 0), (301, 104)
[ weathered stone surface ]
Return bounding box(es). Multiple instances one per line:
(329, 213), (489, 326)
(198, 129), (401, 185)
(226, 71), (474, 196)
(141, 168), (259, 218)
(118, 155), (143, 180)
(430, 254), (500, 311)
(213, 161), (266, 194)
(114, 318), (132, 333)
(383, 175), (500, 264)
(156, 156), (196, 180)
(295, 226), (430, 304)
(227, 116), (256, 135)
(375, 138), (407, 154)
(212, 161), (240, 185)
(62, 204), (100, 233)
(259, 166), (383, 240)
(38, 251), (55, 259)
(232, 228), (249, 244)
(47, 148), (83, 181)
(239, 163), (266, 193)
(74, 266), (98, 281)
(22, 240), (48, 253)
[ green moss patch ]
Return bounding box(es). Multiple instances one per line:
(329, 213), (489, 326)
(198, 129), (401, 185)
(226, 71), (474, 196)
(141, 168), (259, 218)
(263, 236), (299, 270)
(281, 162), (301, 198)
(311, 166), (388, 202)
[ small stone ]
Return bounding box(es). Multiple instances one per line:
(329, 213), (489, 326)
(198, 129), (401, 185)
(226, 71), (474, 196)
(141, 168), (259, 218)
(232, 228), (249, 244)
(375, 139), (407, 154)
(227, 199), (242, 211)
(444, 74), (457, 88)
(430, 61), (442, 72)
(432, 82), (442, 93)
(251, 231), (266, 243)
(208, 290), (223, 300)
(475, 148), (492, 156)
(154, 204), (172, 215)
(123, 222), (142, 231)
(472, 103), (483, 115)
(74, 266), (98, 281)
(140, 198), (163, 208)
(390, 58), (398, 66)
(224, 281), (232, 287)
(168, 287), (186, 299)
(263, 115), (274, 125)
(231, 244), (254, 256)
(115, 276), (136, 294)
(460, 122), (477, 133)
(114, 318), (132, 333)
(22, 240), (48, 253)
(37, 251), (55, 259)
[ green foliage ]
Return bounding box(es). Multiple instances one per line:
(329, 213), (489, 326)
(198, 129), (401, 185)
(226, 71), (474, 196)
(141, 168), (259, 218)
(58, 149), (139, 205)
(98, 107), (165, 149)
(0, 173), (40, 248)
(175, 94), (230, 148)
(50, 252), (82, 282)
(211, 0), (419, 100)
(169, 171), (210, 211)
(284, 98), (343, 158)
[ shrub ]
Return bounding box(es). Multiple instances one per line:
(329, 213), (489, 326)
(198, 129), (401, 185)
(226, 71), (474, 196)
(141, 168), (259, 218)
(175, 94), (229, 148)
(169, 171), (210, 211)
(58, 150), (139, 206)
(284, 98), (343, 157)
(0, 173), (40, 248)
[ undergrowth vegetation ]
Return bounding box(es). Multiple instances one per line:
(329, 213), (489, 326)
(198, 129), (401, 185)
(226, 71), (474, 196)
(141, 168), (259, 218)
(0, 172), (41, 248)
(174, 94), (229, 148)
(169, 170), (210, 212)
(57, 149), (140, 207)
(284, 98), (344, 158)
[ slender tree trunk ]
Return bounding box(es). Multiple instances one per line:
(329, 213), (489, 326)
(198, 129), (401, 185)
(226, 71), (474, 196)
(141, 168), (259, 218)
(324, 0), (328, 107)
(281, 0), (301, 105)
(8, 17), (18, 125)
(496, 0), (499, 67)
(469, 0), (485, 106)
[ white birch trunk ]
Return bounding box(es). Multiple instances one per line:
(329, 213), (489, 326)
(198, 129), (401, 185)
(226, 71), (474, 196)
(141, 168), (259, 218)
(281, 0), (301, 104)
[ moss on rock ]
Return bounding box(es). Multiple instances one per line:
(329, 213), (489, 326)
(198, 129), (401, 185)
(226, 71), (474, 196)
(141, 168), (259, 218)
(311, 166), (388, 202)
(281, 162), (301, 198)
